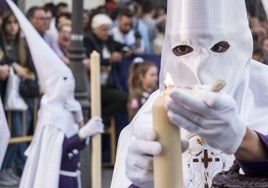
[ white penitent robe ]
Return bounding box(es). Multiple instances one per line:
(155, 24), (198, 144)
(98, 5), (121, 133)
(111, 60), (268, 188)
(0, 98), (10, 168)
(19, 125), (64, 188)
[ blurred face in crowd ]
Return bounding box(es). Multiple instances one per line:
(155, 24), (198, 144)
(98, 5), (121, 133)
(58, 24), (71, 50)
(93, 24), (111, 42)
(140, 65), (158, 91)
(83, 11), (90, 30)
(262, 38), (268, 54)
(57, 15), (70, 30)
(57, 6), (69, 16)
(44, 10), (52, 30)
(3, 14), (19, 39)
(118, 15), (133, 34)
(30, 9), (48, 35)
(253, 53), (264, 63)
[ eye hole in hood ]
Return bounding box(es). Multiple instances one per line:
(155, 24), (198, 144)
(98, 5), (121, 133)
(172, 45), (193, 56)
(211, 41), (230, 53)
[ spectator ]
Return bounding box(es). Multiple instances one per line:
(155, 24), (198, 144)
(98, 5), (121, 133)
(152, 18), (165, 54)
(26, 6), (64, 59)
(141, 0), (158, 52)
(249, 17), (267, 37)
(84, 13), (128, 125)
(83, 13), (129, 162)
(44, 3), (58, 41)
(43, 6), (53, 31)
(105, 0), (118, 12)
(154, 6), (166, 25)
(111, 8), (136, 51)
(55, 12), (71, 31)
(56, 2), (69, 17)
(261, 35), (268, 64)
(123, 0), (151, 54)
(0, 36), (8, 101)
(128, 57), (158, 121)
(57, 20), (72, 65)
(253, 44), (265, 63)
(83, 9), (91, 35)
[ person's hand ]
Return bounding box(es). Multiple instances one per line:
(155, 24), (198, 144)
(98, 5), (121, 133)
(126, 127), (160, 188)
(110, 52), (122, 63)
(78, 117), (104, 139)
(0, 65), (9, 80)
(125, 127), (189, 188)
(121, 46), (132, 58)
(167, 87), (247, 154)
(82, 58), (91, 70)
(13, 63), (26, 78)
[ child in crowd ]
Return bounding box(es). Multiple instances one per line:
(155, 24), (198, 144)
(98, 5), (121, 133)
(128, 57), (158, 121)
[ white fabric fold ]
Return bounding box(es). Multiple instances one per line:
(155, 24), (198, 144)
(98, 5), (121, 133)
(0, 98), (10, 169)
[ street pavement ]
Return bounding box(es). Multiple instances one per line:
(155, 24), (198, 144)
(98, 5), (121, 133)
(0, 167), (114, 188)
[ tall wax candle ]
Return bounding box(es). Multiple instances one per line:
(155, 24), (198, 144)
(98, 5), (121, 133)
(90, 50), (102, 188)
(153, 92), (184, 188)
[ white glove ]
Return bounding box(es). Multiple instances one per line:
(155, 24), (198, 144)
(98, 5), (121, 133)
(126, 127), (189, 188)
(166, 87), (247, 154)
(78, 117), (104, 139)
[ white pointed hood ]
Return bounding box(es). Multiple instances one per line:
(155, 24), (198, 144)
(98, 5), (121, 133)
(159, 0), (253, 94)
(7, 0), (80, 137)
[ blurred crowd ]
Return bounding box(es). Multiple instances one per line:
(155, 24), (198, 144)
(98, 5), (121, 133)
(246, 0), (268, 64)
(0, 0), (267, 186)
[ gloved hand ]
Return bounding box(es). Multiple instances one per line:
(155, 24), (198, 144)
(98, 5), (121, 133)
(78, 117), (104, 139)
(125, 127), (189, 188)
(166, 87), (247, 154)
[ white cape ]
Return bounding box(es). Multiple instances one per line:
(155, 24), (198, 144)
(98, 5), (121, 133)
(0, 98), (10, 168)
(19, 125), (64, 188)
(111, 61), (268, 188)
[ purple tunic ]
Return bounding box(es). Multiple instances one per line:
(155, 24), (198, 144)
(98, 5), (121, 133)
(129, 132), (268, 188)
(237, 131), (268, 177)
(59, 134), (87, 188)
(129, 184), (139, 188)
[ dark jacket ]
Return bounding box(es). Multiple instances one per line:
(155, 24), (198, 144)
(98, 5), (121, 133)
(84, 33), (127, 66)
(84, 33), (128, 88)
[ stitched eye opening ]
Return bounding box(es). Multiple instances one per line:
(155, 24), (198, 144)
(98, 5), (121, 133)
(210, 41), (230, 53)
(172, 45), (193, 56)
(63, 77), (67, 80)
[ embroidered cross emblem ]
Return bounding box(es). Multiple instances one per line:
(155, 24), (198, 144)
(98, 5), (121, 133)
(202, 149), (212, 168)
(193, 149), (220, 169)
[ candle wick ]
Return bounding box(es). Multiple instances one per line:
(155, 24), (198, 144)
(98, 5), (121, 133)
(211, 79), (226, 92)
